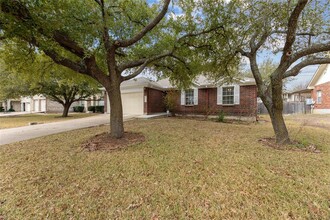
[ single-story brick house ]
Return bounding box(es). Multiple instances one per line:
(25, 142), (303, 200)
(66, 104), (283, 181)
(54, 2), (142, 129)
(103, 76), (258, 117)
(157, 76), (257, 117)
(308, 64), (330, 114)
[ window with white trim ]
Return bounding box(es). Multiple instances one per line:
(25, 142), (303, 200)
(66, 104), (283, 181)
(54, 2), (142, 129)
(222, 86), (234, 104)
(317, 90), (322, 104)
(185, 89), (194, 105)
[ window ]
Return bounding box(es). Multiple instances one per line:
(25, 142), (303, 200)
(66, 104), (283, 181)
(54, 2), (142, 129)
(222, 86), (234, 104)
(317, 90), (322, 104)
(185, 89), (194, 105)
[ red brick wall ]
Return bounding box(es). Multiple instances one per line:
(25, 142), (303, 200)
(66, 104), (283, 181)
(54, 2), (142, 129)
(144, 88), (166, 114)
(174, 85), (257, 116)
(312, 82), (330, 109)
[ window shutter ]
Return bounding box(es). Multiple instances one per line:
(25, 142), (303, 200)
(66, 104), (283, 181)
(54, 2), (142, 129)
(181, 90), (185, 105)
(194, 88), (198, 105)
(217, 87), (223, 105)
(234, 85), (240, 104)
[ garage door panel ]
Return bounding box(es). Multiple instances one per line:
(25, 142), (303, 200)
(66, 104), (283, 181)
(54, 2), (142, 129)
(41, 100), (46, 112)
(121, 92), (143, 115)
(34, 100), (39, 112)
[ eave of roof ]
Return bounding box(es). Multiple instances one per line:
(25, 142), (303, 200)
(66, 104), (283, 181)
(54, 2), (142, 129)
(307, 64), (328, 89)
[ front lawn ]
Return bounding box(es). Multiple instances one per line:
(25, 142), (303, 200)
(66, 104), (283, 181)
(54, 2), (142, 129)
(0, 117), (329, 219)
(0, 113), (95, 129)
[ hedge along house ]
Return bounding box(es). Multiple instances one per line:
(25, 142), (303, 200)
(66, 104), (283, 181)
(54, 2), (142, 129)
(307, 64), (330, 114)
(102, 77), (166, 116)
(157, 76), (258, 117)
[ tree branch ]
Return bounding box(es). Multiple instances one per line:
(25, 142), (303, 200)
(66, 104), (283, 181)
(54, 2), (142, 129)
(289, 42), (330, 64)
(43, 50), (87, 74)
(170, 54), (190, 71)
(115, 0), (170, 48)
(236, 48), (250, 58)
(53, 31), (85, 58)
(283, 57), (330, 78)
(118, 51), (173, 73)
(49, 95), (65, 105)
(177, 26), (224, 44)
(118, 58), (149, 72)
(254, 32), (270, 52)
(121, 51), (173, 81)
(280, 0), (308, 62)
(249, 54), (266, 95)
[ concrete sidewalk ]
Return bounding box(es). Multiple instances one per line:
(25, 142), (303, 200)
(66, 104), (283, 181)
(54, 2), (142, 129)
(0, 114), (134, 146)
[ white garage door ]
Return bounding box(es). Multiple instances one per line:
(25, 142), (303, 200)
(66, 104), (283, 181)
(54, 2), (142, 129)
(121, 92), (144, 115)
(40, 99), (46, 112)
(25, 103), (31, 112)
(34, 100), (39, 112)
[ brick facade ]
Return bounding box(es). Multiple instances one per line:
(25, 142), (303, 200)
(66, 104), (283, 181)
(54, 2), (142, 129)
(174, 85), (257, 117)
(312, 81), (330, 109)
(144, 87), (166, 114)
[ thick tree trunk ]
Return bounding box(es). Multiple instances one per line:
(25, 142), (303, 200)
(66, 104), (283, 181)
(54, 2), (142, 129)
(106, 83), (124, 138)
(62, 102), (71, 117)
(269, 107), (290, 144)
(262, 76), (291, 144)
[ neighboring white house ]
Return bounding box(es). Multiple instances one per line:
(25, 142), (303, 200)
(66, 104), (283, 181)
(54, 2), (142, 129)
(0, 99), (21, 112)
(20, 95), (107, 113)
(307, 64), (330, 114)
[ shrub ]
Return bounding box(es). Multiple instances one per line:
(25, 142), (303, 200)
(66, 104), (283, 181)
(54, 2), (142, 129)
(0, 106), (4, 112)
(95, 106), (104, 113)
(73, 106), (84, 112)
(7, 108), (15, 112)
(217, 110), (225, 122)
(164, 90), (179, 116)
(88, 106), (96, 113)
(88, 106), (104, 113)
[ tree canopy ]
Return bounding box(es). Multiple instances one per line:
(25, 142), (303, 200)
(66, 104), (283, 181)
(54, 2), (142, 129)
(0, 51), (100, 116)
(195, 0), (330, 144)
(0, 0), (220, 138)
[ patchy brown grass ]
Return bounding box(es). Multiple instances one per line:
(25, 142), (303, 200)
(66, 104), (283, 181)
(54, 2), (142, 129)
(0, 117), (329, 219)
(0, 113), (95, 129)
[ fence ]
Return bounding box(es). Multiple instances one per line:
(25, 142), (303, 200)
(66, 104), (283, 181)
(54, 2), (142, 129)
(258, 101), (311, 115)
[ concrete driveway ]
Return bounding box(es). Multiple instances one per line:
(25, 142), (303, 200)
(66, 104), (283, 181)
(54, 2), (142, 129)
(0, 114), (135, 146)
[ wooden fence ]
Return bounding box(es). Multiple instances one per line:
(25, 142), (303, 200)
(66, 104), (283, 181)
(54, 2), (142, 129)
(258, 101), (311, 115)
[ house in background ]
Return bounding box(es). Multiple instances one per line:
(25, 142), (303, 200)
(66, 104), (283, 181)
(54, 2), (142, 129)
(20, 94), (105, 113)
(282, 88), (312, 103)
(308, 64), (330, 114)
(0, 99), (21, 112)
(158, 76), (257, 117)
(102, 76), (258, 118)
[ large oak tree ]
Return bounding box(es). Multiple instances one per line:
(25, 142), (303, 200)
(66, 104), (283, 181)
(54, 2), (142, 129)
(0, 0), (208, 138)
(198, 0), (330, 144)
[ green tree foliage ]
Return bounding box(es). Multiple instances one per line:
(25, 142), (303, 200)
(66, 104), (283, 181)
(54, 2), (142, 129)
(0, 53), (100, 117)
(196, 0), (330, 144)
(33, 75), (99, 117)
(0, 0), (217, 138)
(0, 61), (30, 100)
